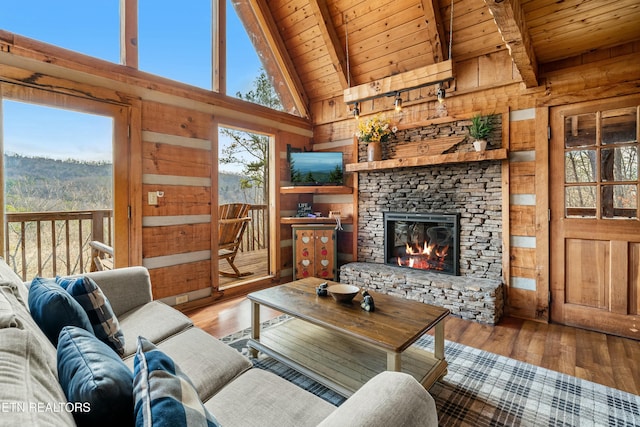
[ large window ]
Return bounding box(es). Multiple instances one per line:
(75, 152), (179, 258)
(0, 1), (119, 63)
(564, 106), (639, 219)
(138, 1), (212, 90)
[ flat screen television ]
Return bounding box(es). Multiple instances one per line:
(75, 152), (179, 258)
(289, 151), (344, 186)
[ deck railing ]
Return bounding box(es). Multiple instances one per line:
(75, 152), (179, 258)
(4, 204), (267, 281)
(4, 210), (112, 281)
(241, 204), (268, 252)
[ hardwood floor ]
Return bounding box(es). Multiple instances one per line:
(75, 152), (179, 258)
(186, 297), (640, 396)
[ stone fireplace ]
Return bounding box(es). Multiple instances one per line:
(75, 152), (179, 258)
(384, 211), (459, 275)
(340, 119), (505, 324)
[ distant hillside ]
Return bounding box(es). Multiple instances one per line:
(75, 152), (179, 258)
(4, 154), (257, 212)
(4, 154), (113, 212)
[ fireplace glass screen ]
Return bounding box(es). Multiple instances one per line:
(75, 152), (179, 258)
(384, 212), (459, 275)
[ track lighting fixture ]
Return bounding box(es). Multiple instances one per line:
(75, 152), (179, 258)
(394, 92), (403, 112)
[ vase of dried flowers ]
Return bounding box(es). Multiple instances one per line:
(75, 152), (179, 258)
(356, 114), (396, 162)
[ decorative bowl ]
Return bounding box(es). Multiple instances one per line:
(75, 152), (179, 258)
(327, 284), (360, 304)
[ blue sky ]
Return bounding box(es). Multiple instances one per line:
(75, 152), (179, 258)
(0, 0), (263, 163)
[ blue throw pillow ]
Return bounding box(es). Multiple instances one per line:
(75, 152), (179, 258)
(28, 277), (93, 346)
(133, 336), (220, 427)
(57, 276), (125, 356)
(57, 326), (133, 427)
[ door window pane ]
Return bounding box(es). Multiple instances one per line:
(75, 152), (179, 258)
(565, 186), (596, 218)
(601, 185), (637, 219)
(601, 147), (637, 182)
(602, 108), (637, 145)
(565, 150), (596, 183)
(565, 114), (596, 148)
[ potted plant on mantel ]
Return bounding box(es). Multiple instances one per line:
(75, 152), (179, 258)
(468, 114), (494, 151)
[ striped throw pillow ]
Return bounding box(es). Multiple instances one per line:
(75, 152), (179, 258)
(133, 337), (220, 427)
(57, 276), (125, 356)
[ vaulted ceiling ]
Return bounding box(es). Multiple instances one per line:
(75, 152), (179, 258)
(235, 0), (640, 118)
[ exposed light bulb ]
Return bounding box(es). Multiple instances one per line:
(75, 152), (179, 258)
(436, 84), (446, 104)
(394, 93), (403, 112)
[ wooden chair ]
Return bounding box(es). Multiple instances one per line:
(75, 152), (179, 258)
(218, 203), (252, 277)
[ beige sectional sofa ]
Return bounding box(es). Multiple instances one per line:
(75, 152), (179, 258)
(0, 257), (438, 427)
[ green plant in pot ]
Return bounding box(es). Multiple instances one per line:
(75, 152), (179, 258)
(469, 114), (494, 151)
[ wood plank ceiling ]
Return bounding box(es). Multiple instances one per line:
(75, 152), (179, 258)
(238, 0), (640, 118)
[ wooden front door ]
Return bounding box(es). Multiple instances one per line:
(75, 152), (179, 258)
(550, 96), (640, 340)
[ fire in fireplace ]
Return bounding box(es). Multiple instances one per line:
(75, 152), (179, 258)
(384, 212), (459, 275)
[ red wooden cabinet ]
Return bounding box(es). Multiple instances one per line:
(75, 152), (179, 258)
(292, 224), (337, 280)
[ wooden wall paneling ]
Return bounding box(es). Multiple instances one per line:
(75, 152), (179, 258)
(509, 119), (536, 151)
(510, 161), (535, 194)
(454, 58), (479, 91)
(142, 141), (212, 177)
(510, 205), (536, 236)
(478, 52), (518, 87)
(141, 100), (214, 300)
(149, 260), (212, 300)
(143, 223), (211, 259)
(507, 287), (538, 320)
(141, 185), (211, 217)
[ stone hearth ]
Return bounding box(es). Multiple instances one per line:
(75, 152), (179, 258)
(340, 262), (504, 324)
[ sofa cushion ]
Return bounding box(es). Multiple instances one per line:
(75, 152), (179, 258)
(125, 327), (253, 402)
(28, 277), (93, 346)
(0, 287), (19, 328)
(57, 326), (134, 427)
(205, 368), (336, 427)
(118, 301), (193, 357)
(316, 371), (438, 427)
(0, 256), (30, 307)
(0, 327), (75, 426)
(133, 336), (220, 427)
(57, 275), (125, 356)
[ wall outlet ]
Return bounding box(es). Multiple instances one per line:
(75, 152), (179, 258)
(148, 191), (158, 205)
(175, 295), (189, 304)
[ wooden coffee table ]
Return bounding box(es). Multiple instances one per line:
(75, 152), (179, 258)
(247, 277), (449, 397)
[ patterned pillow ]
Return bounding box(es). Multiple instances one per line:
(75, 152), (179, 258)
(27, 276), (93, 346)
(133, 336), (221, 427)
(57, 326), (134, 427)
(57, 276), (125, 356)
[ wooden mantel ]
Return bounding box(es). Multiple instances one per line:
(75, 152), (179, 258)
(345, 148), (508, 172)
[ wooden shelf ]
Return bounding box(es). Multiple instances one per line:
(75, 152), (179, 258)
(280, 217), (352, 225)
(345, 148), (509, 172)
(280, 185), (353, 194)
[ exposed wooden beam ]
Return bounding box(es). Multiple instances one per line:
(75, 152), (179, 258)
(247, 0), (311, 118)
(119, 0), (138, 68)
(484, 0), (539, 88)
(343, 60), (454, 104)
(420, 0), (447, 63)
(307, 0), (349, 90)
(213, 0), (225, 93)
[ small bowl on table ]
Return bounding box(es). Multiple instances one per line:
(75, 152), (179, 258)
(327, 284), (360, 304)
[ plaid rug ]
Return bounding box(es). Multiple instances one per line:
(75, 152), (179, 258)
(221, 318), (640, 426)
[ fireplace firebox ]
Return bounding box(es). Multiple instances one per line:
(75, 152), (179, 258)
(384, 212), (459, 275)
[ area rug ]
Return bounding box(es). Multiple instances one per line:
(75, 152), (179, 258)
(221, 317), (640, 426)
